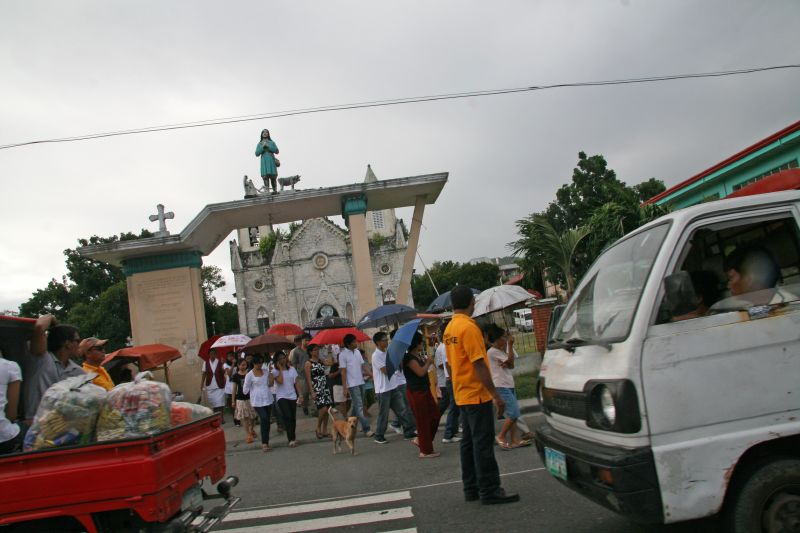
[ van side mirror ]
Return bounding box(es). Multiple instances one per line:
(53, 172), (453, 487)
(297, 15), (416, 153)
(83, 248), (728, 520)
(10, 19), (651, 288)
(547, 305), (566, 344)
(662, 271), (698, 317)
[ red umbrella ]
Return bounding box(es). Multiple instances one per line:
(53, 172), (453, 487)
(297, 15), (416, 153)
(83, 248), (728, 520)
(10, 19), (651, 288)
(243, 333), (296, 354)
(267, 323), (303, 337)
(198, 335), (221, 362)
(310, 327), (370, 346)
(103, 344), (182, 384)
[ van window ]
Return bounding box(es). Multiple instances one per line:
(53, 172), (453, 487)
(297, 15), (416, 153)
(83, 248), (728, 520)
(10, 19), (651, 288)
(553, 223), (670, 346)
(657, 214), (800, 323)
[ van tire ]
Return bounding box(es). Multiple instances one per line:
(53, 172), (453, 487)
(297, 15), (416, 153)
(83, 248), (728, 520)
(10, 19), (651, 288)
(722, 457), (800, 533)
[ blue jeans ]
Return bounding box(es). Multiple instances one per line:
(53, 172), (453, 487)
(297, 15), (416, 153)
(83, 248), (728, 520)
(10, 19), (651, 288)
(254, 405), (272, 445)
(348, 385), (370, 432)
(438, 380), (461, 439)
(375, 387), (416, 439)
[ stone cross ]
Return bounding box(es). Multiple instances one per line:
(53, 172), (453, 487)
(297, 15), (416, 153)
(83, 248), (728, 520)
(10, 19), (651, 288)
(149, 204), (175, 237)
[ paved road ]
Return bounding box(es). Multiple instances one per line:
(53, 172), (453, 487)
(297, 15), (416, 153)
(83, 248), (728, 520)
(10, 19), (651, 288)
(213, 411), (720, 532)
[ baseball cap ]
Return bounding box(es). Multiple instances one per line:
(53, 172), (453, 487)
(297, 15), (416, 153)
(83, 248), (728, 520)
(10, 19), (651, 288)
(79, 337), (108, 355)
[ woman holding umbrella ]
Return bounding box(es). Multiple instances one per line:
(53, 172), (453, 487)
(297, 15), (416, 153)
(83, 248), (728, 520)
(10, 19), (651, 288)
(304, 344), (333, 439)
(402, 331), (440, 458)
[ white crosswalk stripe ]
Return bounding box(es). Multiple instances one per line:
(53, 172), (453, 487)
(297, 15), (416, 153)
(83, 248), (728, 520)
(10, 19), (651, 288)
(216, 491), (415, 532)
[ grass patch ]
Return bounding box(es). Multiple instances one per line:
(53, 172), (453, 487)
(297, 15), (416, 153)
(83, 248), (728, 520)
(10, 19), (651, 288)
(514, 372), (539, 400)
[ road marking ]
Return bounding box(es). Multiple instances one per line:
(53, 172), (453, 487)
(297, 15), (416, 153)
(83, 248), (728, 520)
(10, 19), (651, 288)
(232, 467), (546, 513)
(226, 491), (411, 521)
(217, 506), (414, 532)
(379, 529), (417, 533)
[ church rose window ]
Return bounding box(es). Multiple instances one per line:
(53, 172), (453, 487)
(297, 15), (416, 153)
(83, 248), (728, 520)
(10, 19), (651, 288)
(379, 263), (391, 275)
(253, 280), (265, 291)
(313, 253), (329, 270)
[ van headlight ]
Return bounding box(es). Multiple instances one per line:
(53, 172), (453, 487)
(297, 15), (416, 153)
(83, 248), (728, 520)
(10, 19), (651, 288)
(586, 380), (640, 433)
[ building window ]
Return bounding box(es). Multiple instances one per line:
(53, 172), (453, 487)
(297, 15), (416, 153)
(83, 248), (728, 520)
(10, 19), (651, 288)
(249, 227), (260, 246)
(317, 304), (338, 318)
(373, 211), (385, 229)
(732, 159), (799, 191)
(257, 307), (269, 334)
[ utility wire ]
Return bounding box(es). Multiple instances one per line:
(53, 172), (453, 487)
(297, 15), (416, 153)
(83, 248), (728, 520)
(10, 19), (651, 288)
(1, 63), (798, 151)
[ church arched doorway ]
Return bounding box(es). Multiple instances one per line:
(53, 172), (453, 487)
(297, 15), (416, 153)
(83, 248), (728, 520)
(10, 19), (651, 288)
(316, 304), (339, 319)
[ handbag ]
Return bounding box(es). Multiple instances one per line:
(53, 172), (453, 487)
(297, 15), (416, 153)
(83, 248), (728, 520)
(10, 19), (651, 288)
(274, 157), (281, 167)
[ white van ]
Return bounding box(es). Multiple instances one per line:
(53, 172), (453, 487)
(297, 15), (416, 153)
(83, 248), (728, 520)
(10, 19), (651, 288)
(534, 190), (800, 532)
(513, 308), (533, 331)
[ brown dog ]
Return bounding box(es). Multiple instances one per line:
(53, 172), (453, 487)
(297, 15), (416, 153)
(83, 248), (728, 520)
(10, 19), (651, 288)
(328, 408), (358, 455)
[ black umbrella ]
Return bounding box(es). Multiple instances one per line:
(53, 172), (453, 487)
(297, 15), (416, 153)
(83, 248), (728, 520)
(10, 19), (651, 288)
(356, 303), (418, 329)
(425, 288), (482, 313)
(303, 316), (356, 332)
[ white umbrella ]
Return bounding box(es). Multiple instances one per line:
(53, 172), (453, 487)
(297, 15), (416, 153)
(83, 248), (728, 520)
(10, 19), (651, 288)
(472, 285), (534, 317)
(210, 334), (252, 349)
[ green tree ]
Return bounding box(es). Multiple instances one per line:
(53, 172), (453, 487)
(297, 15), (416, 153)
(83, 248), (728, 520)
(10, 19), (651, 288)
(411, 260), (499, 309)
(632, 177), (667, 202)
(511, 152), (670, 293)
(530, 216), (590, 295)
(19, 277), (74, 321)
(67, 281), (131, 349)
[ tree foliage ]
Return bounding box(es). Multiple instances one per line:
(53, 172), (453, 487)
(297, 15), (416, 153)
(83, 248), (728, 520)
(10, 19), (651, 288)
(510, 152), (671, 296)
(411, 260), (500, 309)
(19, 230), (230, 350)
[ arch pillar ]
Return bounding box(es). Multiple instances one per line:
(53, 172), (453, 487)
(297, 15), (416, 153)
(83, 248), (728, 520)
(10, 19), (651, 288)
(343, 194), (378, 317)
(123, 251), (207, 401)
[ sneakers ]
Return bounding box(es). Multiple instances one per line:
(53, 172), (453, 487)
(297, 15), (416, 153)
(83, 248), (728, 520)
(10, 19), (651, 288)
(442, 436), (462, 443)
(365, 430), (375, 438)
(373, 436), (388, 444)
(390, 424), (403, 435)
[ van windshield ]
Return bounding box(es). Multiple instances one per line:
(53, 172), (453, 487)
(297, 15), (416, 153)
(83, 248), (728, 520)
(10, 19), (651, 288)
(553, 223), (670, 346)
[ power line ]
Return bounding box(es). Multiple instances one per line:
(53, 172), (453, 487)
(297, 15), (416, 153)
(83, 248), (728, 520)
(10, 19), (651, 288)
(1, 63), (798, 151)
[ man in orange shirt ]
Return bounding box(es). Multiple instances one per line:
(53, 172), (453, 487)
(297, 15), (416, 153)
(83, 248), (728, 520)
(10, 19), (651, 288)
(444, 285), (519, 505)
(79, 337), (115, 391)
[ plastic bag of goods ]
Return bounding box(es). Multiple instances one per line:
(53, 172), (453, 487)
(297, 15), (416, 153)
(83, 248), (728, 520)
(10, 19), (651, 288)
(23, 375), (107, 451)
(96, 372), (172, 441)
(170, 401), (213, 427)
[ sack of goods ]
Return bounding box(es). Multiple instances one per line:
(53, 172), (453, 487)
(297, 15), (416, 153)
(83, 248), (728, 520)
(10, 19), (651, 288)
(23, 375), (108, 451)
(96, 372), (172, 441)
(170, 401), (214, 427)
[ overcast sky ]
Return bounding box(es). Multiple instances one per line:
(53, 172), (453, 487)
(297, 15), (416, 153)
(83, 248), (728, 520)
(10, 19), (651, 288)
(2, 1), (799, 312)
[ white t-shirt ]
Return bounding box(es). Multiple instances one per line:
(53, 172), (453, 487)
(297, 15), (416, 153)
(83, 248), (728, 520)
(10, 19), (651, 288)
(371, 349), (398, 394)
(339, 347), (365, 388)
(434, 343), (449, 388)
(272, 367), (298, 401)
(0, 359), (22, 443)
(487, 346), (515, 389)
(243, 369), (274, 407)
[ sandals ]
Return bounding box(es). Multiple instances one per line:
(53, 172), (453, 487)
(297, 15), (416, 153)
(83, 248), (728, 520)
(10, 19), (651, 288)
(495, 437), (512, 451)
(411, 438), (419, 448)
(245, 435), (254, 444)
(315, 430), (324, 440)
(419, 452), (441, 459)
(289, 441), (298, 448)
(261, 444), (272, 452)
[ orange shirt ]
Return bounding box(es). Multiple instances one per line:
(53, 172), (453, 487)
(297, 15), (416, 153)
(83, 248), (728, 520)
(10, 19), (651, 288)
(443, 313), (493, 405)
(82, 362), (115, 391)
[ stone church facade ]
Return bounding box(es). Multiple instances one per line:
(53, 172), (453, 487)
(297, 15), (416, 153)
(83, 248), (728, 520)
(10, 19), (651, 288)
(230, 166), (412, 335)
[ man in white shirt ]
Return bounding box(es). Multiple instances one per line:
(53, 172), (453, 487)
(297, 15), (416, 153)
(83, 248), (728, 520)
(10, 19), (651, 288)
(435, 334), (461, 443)
(339, 334), (373, 436)
(371, 331), (417, 444)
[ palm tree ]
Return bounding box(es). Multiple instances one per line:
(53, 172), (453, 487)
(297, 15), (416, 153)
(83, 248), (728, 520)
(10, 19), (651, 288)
(527, 215), (590, 296)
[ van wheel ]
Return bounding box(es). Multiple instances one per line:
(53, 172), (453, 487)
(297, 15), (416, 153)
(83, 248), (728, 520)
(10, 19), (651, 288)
(723, 458), (800, 533)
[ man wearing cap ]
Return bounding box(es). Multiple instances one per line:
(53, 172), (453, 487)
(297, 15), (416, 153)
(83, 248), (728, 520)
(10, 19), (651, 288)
(79, 338), (114, 391)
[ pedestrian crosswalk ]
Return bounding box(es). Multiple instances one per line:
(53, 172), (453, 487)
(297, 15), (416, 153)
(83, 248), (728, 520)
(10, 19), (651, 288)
(214, 491), (417, 532)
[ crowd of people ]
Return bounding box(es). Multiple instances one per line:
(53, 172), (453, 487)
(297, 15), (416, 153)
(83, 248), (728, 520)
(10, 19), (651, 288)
(1, 292), (530, 506)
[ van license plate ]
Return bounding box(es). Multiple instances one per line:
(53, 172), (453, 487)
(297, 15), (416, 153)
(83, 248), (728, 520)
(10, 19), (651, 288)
(545, 447), (568, 480)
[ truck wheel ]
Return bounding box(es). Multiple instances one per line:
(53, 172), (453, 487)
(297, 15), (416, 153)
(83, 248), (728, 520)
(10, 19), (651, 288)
(723, 458), (800, 533)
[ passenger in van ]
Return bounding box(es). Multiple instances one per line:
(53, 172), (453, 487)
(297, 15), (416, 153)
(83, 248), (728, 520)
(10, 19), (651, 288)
(23, 315), (85, 423)
(710, 245), (797, 311)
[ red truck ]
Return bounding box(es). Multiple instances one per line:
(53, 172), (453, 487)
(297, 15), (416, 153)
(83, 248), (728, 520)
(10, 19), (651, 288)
(0, 316), (239, 532)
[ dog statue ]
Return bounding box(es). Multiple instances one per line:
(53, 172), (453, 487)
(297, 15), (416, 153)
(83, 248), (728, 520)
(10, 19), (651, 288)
(328, 407), (358, 455)
(278, 174), (301, 192)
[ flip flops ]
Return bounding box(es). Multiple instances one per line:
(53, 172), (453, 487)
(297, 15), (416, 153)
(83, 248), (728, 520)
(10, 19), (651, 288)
(419, 452), (441, 459)
(495, 437), (512, 451)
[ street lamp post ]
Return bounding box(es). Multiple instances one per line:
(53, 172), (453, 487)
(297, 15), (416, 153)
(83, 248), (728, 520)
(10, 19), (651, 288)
(211, 321), (216, 335)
